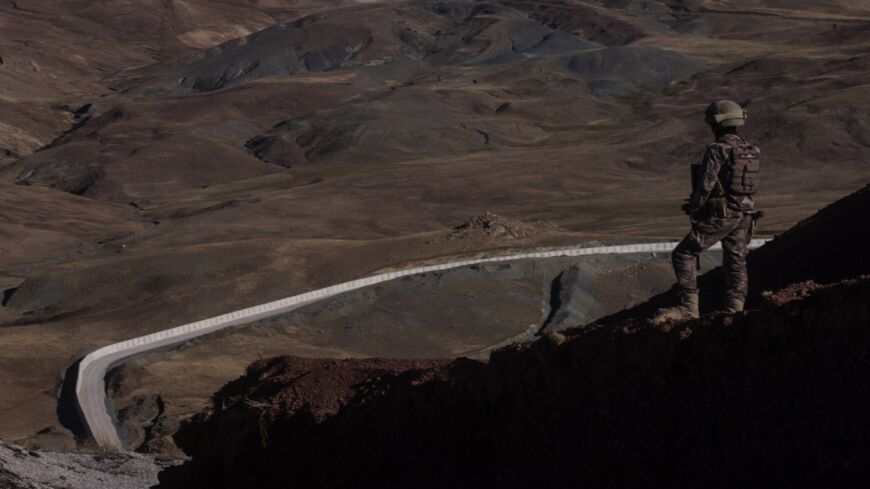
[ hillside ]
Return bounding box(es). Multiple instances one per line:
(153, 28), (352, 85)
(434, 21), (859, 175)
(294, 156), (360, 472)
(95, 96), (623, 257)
(162, 186), (870, 488)
(1, 0), (870, 448)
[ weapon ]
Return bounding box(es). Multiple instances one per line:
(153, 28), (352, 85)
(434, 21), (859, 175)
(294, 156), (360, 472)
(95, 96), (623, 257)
(748, 209), (765, 241)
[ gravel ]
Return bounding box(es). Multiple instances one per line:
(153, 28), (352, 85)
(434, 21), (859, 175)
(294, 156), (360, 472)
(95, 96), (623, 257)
(0, 441), (182, 489)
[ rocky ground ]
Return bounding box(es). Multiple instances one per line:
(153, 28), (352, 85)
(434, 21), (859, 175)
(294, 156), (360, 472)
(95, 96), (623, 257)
(0, 441), (180, 489)
(158, 185), (870, 488)
(165, 274), (870, 488)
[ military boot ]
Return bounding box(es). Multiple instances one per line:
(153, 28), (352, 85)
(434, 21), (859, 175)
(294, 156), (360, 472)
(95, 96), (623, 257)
(722, 297), (745, 314)
(652, 290), (700, 324)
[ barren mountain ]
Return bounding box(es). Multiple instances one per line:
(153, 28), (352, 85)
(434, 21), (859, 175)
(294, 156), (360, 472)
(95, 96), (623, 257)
(1, 0), (869, 451)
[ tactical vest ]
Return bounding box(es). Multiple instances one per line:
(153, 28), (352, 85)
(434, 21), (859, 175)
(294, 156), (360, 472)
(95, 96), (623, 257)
(719, 136), (761, 196)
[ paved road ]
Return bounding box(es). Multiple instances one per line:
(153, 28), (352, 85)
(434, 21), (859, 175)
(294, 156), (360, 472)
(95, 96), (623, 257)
(74, 240), (768, 450)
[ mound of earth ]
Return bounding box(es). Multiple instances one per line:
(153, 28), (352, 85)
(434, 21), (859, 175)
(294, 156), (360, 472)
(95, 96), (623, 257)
(206, 357), (448, 422)
(159, 185), (870, 487)
(447, 212), (555, 240)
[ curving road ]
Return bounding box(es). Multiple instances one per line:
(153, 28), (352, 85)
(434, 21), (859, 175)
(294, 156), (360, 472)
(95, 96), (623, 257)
(74, 240), (769, 451)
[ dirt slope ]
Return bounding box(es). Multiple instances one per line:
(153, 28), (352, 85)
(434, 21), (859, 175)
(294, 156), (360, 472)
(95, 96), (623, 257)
(164, 275), (870, 488)
(105, 248), (707, 452)
(598, 183), (870, 321)
(162, 184), (870, 487)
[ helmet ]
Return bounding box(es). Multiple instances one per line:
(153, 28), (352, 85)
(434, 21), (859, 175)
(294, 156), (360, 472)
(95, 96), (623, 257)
(705, 100), (747, 128)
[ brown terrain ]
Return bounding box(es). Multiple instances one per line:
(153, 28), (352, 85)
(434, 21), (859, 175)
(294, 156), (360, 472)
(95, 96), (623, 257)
(0, 0), (869, 463)
(161, 184), (870, 488)
(107, 247), (721, 452)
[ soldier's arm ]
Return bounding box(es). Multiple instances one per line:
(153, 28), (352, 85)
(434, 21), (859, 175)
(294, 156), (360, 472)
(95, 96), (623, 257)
(687, 144), (727, 212)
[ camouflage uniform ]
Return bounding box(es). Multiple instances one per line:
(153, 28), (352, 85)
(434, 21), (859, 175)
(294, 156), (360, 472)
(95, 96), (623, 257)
(673, 133), (759, 308)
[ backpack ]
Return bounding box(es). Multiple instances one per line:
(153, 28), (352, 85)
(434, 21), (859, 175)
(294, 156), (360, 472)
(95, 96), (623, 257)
(720, 135), (761, 196)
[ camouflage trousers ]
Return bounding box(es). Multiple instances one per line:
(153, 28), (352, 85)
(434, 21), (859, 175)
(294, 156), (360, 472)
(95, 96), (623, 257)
(672, 213), (753, 302)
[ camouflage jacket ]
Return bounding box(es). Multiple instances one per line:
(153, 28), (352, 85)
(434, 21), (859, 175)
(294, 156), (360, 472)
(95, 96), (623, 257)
(688, 133), (757, 214)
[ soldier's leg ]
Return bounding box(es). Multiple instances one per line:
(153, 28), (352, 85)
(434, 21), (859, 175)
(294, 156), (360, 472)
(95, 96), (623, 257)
(656, 218), (737, 323)
(720, 214), (753, 311)
(672, 235), (702, 296)
(671, 218), (735, 294)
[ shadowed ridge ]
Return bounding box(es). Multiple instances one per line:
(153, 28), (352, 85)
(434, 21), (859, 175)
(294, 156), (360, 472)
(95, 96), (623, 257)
(158, 185), (870, 488)
(160, 274), (870, 488)
(594, 184), (870, 326)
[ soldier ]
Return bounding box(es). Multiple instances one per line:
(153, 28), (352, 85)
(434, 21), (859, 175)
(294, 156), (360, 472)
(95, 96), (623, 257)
(655, 100), (761, 323)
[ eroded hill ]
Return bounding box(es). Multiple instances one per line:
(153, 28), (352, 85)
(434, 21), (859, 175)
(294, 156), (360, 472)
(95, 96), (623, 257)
(1, 0), (870, 448)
